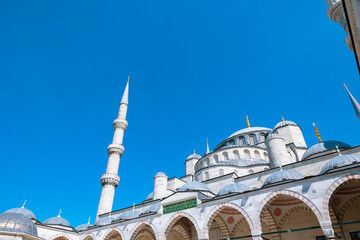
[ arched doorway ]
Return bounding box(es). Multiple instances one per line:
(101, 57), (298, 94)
(207, 205), (252, 240)
(260, 193), (323, 240)
(165, 214), (200, 240)
(130, 223), (156, 240)
(328, 178), (360, 240)
(104, 230), (123, 240)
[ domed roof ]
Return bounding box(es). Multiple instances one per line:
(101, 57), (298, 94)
(5, 206), (36, 220)
(217, 183), (252, 196)
(116, 209), (140, 220)
(302, 141), (351, 160)
(178, 181), (212, 192)
(144, 203), (161, 214)
(228, 127), (271, 138)
(263, 169), (304, 186)
(0, 213), (38, 237)
(75, 223), (92, 231)
(187, 153), (201, 160)
(215, 158), (269, 167)
(274, 120), (297, 129)
(43, 215), (70, 227)
(94, 216), (114, 226)
(265, 132), (284, 141)
(321, 153), (360, 174)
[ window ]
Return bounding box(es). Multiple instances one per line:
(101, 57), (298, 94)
(233, 150), (240, 159)
(239, 137), (245, 146)
(229, 139), (235, 146)
(219, 169), (224, 176)
(249, 170), (254, 174)
(204, 172), (209, 180)
(264, 152), (269, 160)
(254, 150), (261, 159)
(213, 154), (219, 163)
(244, 149), (251, 158)
(260, 133), (266, 142)
(223, 152), (229, 160)
(249, 135), (256, 145)
(350, 231), (360, 240)
(205, 158), (210, 166)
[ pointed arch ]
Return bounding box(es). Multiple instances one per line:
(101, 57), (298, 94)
(260, 208), (281, 240)
(82, 234), (95, 240)
(50, 234), (72, 240)
(103, 228), (124, 240)
(130, 220), (159, 240)
(163, 211), (201, 240)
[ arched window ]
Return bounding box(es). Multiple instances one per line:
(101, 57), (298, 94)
(233, 150), (240, 159)
(249, 135), (256, 145)
(254, 150), (261, 159)
(204, 171), (209, 180)
(222, 152), (229, 160)
(229, 139), (235, 146)
(264, 152), (269, 160)
(239, 136), (245, 146)
(219, 169), (224, 176)
(244, 149), (251, 158)
(260, 133), (266, 142)
(213, 154), (219, 163)
(205, 158), (210, 166)
(249, 169), (254, 174)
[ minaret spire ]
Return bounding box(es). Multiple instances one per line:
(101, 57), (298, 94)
(312, 122), (323, 143)
(206, 138), (210, 154)
(96, 77), (130, 219)
(344, 84), (360, 119)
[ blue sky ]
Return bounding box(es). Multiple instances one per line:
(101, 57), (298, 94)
(0, 0), (359, 227)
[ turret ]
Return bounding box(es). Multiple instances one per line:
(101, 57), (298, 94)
(153, 172), (168, 200)
(96, 77), (130, 219)
(185, 150), (201, 176)
(265, 133), (290, 168)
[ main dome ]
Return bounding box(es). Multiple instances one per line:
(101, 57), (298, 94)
(228, 127), (271, 139)
(302, 141), (351, 160)
(0, 213), (38, 237)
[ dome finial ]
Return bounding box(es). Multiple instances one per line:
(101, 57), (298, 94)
(194, 149), (196, 154)
(21, 200), (27, 208)
(128, 75), (130, 83)
(335, 145), (342, 156)
(58, 209), (62, 217)
(281, 116), (285, 122)
(312, 122), (322, 142)
(88, 216), (91, 224)
(246, 115), (250, 128)
(279, 165), (283, 171)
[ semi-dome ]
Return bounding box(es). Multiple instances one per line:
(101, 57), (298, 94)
(302, 141), (351, 160)
(116, 209), (140, 220)
(274, 120), (297, 129)
(321, 153), (360, 174)
(228, 127), (272, 139)
(5, 206), (36, 220)
(263, 169), (304, 186)
(178, 181), (212, 192)
(217, 183), (252, 196)
(75, 223), (92, 231)
(94, 216), (114, 226)
(187, 153), (201, 160)
(144, 203), (161, 214)
(0, 213), (38, 237)
(43, 215), (71, 227)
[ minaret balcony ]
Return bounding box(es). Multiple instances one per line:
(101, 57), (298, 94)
(113, 118), (128, 130)
(100, 173), (120, 187)
(107, 143), (125, 156)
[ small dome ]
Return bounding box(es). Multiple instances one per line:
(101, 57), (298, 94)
(94, 216), (114, 226)
(5, 207), (36, 220)
(116, 210), (140, 220)
(321, 153), (360, 174)
(274, 120), (297, 129)
(263, 169), (304, 186)
(75, 223), (92, 231)
(217, 183), (252, 196)
(178, 181), (212, 192)
(302, 141), (351, 160)
(0, 213), (38, 237)
(228, 127), (272, 138)
(187, 153), (201, 160)
(144, 203), (161, 214)
(43, 216), (70, 227)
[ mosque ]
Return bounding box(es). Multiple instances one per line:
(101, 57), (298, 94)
(1, 1), (360, 240)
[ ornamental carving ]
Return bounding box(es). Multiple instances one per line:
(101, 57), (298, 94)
(113, 119), (128, 130)
(107, 144), (125, 155)
(101, 173), (120, 187)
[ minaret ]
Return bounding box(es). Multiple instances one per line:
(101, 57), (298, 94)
(344, 84), (360, 119)
(206, 138), (210, 154)
(96, 77), (129, 218)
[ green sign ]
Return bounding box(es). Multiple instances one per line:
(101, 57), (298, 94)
(163, 198), (197, 214)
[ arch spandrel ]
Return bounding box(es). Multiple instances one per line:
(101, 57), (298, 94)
(130, 221), (159, 240)
(162, 211), (201, 240)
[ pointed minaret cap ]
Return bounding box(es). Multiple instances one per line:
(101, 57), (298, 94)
(57, 209), (62, 217)
(121, 76), (130, 105)
(344, 84), (360, 119)
(21, 200), (26, 208)
(206, 138), (210, 154)
(246, 115), (250, 128)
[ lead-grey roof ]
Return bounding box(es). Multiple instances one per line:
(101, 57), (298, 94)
(144, 203), (161, 214)
(302, 141), (351, 160)
(217, 183), (252, 196)
(75, 223), (92, 231)
(43, 216), (71, 227)
(94, 216), (114, 226)
(228, 127), (271, 138)
(116, 210), (140, 220)
(0, 213), (38, 237)
(321, 153), (360, 174)
(214, 158), (269, 167)
(187, 153), (201, 160)
(178, 181), (212, 192)
(263, 170), (304, 186)
(274, 120), (297, 129)
(5, 207), (36, 220)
